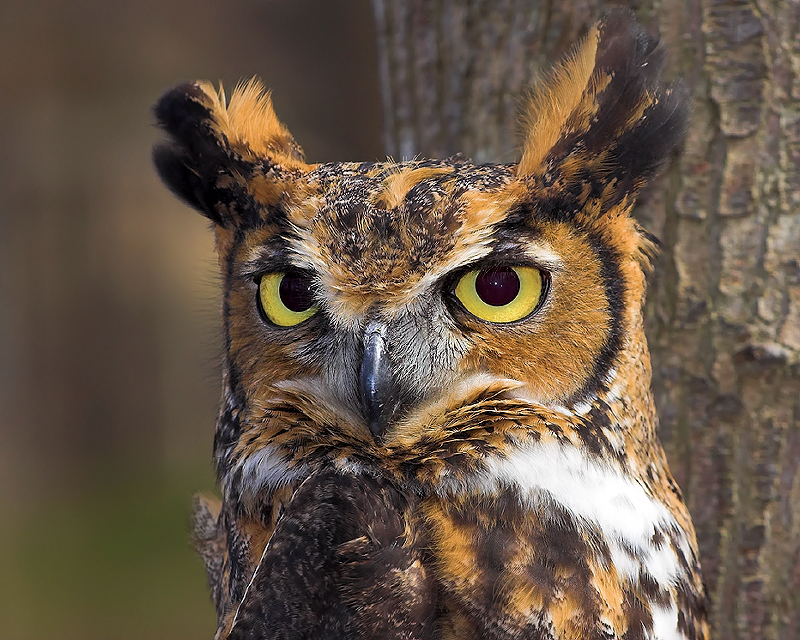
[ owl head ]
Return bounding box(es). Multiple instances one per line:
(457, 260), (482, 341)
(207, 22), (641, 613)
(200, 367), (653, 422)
(154, 11), (686, 507)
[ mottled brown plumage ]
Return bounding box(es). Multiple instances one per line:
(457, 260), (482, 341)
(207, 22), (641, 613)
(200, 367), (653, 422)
(156, 10), (707, 640)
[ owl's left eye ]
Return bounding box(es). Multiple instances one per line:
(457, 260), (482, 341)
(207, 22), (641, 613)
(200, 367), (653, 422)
(454, 265), (545, 323)
(257, 271), (319, 327)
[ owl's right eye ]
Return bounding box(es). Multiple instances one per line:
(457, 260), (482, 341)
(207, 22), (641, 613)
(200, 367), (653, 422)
(453, 265), (545, 323)
(257, 272), (319, 327)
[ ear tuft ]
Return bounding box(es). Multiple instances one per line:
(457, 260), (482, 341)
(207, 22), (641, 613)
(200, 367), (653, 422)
(218, 79), (305, 162)
(153, 79), (308, 228)
(518, 10), (687, 198)
(518, 24), (600, 175)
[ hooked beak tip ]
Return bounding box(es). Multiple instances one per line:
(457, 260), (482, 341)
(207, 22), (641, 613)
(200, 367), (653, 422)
(359, 327), (400, 440)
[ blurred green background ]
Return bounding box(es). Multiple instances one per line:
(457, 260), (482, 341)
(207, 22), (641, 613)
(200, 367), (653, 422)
(0, 1), (381, 638)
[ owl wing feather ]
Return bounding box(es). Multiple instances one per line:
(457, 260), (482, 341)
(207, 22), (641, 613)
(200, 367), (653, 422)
(221, 470), (435, 640)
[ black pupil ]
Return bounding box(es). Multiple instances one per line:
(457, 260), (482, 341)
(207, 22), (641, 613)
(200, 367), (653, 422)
(474, 267), (520, 306)
(279, 273), (314, 312)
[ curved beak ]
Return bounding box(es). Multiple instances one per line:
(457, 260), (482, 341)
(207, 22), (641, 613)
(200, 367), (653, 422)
(359, 323), (401, 439)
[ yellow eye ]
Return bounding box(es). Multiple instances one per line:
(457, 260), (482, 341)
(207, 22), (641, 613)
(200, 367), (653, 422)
(454, 265), (544, 323)
(257, 272), (319, 327)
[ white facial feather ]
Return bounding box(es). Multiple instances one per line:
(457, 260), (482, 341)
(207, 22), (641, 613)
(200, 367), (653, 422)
(232, 445), (306, 503)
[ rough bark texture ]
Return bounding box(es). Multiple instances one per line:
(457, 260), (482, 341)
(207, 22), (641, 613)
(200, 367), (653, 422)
(372, 1), (800, 639)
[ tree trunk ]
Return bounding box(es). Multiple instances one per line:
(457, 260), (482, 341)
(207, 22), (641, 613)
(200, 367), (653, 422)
(372, 1), (800, 639)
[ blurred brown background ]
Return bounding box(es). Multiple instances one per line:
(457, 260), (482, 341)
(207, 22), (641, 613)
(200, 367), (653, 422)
(0, 1), (381, 638)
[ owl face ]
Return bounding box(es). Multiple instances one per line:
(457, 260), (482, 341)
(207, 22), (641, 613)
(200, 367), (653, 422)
(198, 151), (646, 512)
(223, 158), (619, 438)
(154, 13), (687, 500)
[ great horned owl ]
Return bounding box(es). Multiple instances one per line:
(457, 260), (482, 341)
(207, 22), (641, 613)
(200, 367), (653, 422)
(154, 11), (708, 640)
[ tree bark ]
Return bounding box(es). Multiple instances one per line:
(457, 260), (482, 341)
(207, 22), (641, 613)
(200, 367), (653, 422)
(372, 1), (800, 639)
